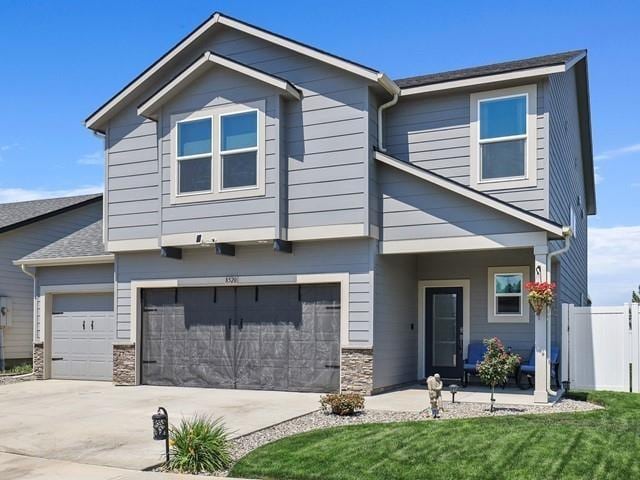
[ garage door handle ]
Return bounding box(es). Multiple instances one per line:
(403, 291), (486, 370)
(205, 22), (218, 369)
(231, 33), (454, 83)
(239, 318), (243, 330)
(52, 357), (63, 361)
(82, 321), (85, 330)
(91, 320), (94, 331)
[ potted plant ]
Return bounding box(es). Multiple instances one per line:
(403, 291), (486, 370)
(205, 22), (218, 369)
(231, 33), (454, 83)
(525, 281), (556, 315)
(477, 337), (521, 412)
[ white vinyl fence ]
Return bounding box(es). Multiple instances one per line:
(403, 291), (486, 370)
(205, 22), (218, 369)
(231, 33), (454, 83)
(562, 303), (640, 392)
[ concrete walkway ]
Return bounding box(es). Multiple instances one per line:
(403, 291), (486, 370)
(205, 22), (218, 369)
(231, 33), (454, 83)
(0, 380), (320, 470)
(366, 384), (559, 411)
(0, 452), (246, 480)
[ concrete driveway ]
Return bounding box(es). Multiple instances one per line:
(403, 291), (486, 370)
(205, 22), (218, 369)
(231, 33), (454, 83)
(0, 380), (321, 470)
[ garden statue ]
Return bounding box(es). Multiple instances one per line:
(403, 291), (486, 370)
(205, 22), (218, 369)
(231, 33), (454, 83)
(426, 373), (443, 418)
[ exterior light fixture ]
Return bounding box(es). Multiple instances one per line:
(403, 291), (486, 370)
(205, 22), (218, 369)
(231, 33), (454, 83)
(449, 384), (459, 403)
(562, 380), (570, 392)
(152, 406), (170, 463)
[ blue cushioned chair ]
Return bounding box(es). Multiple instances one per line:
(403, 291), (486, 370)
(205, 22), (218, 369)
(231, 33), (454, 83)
(463, 342), (487, 387)
(518, 346), (561, 389)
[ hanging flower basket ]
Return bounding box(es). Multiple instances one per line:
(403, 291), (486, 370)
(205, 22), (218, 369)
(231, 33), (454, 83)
(525, 282), (556, 315)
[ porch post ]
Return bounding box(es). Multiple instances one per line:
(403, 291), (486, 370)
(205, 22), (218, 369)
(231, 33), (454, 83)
(533, 246), (549, 403)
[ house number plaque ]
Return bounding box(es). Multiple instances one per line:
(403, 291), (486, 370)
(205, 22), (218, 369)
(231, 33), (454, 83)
(225, 275), (239, 284)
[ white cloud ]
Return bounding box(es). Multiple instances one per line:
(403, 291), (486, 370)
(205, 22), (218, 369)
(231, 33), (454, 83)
(594, 142), (640, 161)
(594, 165), (603, 185)
(78, 150), (104, 166)
(588, 225), (640, 305)
(0, 185), (103, 204)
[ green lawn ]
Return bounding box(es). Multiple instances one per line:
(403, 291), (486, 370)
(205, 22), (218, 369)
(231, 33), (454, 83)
(231, 392), (640, 480)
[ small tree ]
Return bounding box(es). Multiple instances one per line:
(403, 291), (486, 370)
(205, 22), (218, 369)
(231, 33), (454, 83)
(477, 337), (521, 412)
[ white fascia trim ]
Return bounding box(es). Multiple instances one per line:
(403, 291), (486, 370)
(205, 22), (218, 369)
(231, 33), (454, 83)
(106, 238), (160, 252)
(287, 224), (366, 241)
(87, 12), (398, 131)
(417, 279), (470, 380)
(380, 232), (548, 255)
(138, 52), (300, 119)
(39, 283), (114, 295)
(374, 150), (564, 237)
(400, 64), (567, 97)
(14, 254), (114, 267)
(161, 227), (276, 247)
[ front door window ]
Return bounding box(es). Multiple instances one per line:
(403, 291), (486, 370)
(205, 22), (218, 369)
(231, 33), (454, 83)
(426, 287), (463, 380)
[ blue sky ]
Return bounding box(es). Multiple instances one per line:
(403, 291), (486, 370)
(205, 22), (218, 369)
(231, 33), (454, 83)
(0, 1), (638, 304)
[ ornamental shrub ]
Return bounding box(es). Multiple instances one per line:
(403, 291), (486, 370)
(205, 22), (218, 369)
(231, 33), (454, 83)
(320, 393), (365, 416)
(477, 337), (521, 411)
(167, 415), (231, 473)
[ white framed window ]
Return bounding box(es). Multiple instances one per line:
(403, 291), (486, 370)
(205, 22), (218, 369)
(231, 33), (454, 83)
(170, 99), (266, 204)
(487, 266), (530, 323)
(470, 85), (538, 190)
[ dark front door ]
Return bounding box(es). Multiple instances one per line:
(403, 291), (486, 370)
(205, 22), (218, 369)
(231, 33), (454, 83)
(425, 287), (463, 380)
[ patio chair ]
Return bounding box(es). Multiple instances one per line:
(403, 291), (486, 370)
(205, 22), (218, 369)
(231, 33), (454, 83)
(517, 346), (561, 389)
(463, 342), (487, 387)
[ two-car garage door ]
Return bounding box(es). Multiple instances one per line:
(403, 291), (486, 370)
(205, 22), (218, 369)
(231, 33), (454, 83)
(51, 293), (114, 381)
(141, 284), (341, 392)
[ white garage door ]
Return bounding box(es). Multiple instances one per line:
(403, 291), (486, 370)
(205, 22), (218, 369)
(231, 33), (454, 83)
(51, 293), (114, 381)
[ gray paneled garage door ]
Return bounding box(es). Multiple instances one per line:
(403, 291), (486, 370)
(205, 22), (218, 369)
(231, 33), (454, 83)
(141, 284), (340, 392)
(51, 293), (114, 381)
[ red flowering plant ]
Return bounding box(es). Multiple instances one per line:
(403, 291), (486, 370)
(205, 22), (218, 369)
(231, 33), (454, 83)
(525, 281), (556, 315)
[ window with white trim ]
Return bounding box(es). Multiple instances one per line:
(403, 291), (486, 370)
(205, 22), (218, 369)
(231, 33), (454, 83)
(487, 266), (530, 323)
(171, 100), (265, 204)
(470, 85), (538, 191)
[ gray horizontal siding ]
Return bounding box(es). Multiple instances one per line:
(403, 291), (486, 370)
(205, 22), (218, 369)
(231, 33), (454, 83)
(384, 82), (548, 216)
(0, 201), (103, 357)
(115, 238), (374, 343)
(379, 164), (536, 242)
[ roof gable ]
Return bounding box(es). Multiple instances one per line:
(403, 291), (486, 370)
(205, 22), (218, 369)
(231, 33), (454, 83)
(0, 194), (102, 234)
(86, 12), (398, 132)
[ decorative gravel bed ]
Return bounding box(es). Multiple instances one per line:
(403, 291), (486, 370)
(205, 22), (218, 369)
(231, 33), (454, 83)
(0, 373), (35, 386)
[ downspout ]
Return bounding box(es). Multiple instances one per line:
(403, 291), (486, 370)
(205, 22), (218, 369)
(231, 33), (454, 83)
(376, 74), (401, 152)
(20, 264), (37, 346)
(545, 227), (572, 396)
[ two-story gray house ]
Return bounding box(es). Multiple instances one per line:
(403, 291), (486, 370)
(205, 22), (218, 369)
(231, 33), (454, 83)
(15, 12), (594, 403)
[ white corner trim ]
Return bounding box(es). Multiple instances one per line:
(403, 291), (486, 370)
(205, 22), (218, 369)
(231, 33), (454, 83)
(487, 266), (530, 324)
(380, 232), (547, 255)
(106, 238), (160, 252)
(418, 280), (470, 380)
(400, 64), (567, 97)
(287, 224), (366, 241)
(138, 51), (300, 118)
(374, 150), (564, 238)
(161, 227), (276, 246)
(86, 12), (397, 132)
(14, 255), (114, 267)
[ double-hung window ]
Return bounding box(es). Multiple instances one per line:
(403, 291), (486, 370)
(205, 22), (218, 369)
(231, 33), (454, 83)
(171, 100), (265, 204)
(470, 85), (537, 190)
(487, 266), (530, 323)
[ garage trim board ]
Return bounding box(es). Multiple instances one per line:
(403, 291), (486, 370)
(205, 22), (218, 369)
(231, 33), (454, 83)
(130, 273), (353, 387)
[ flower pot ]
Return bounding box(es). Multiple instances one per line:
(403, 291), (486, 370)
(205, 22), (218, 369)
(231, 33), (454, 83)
(529, 297), (547, 315)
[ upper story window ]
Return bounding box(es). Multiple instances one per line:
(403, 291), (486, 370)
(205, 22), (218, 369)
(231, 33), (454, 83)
(171, 100), (266, 204)
(470, 85), (537, 191)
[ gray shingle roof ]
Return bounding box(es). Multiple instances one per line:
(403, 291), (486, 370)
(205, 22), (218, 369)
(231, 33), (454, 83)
(395, 50), (586, 89)
(0, 193), (102, 233)
(19, 219), (107, 261)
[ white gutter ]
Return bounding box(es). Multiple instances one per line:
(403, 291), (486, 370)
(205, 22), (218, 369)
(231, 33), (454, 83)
(546, 226), (572, 396)
(20, 265), (38, 345)
(376, 74), (401, 152)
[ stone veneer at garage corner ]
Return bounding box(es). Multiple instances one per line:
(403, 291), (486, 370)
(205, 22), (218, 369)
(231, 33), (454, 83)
(112, 343), (136, 385)
(33, 342), (44, 379)
(340, 347), (373, 395)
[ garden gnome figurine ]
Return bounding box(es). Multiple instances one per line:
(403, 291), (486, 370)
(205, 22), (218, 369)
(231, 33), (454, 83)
(427, 373), (443, 418)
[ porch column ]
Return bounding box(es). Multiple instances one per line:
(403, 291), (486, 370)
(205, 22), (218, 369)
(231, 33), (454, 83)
(533, 246), (549, 403)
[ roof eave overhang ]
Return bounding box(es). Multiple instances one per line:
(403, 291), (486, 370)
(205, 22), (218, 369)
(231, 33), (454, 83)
(85, 12), (398, 133)
(400, 54), (586, 97)
(574, 57), (596, 215)
(138, 51), (302, 120)
(13, 254), (115, 268)
(374, 150), (565, 239)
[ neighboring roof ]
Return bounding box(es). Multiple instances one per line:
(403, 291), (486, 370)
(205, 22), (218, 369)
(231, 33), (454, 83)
(396, 50), (586, 90)
(86, 11), (398, 132)
(374, 150), (566, 239)
(0, 194), (102, 234)
(138, 51), (301, 120)
(15, 220), (113, 266)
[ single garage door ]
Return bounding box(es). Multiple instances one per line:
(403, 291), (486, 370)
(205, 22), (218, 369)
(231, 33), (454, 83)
(51, 293), (115, 380)
(141, 284), (340, 392)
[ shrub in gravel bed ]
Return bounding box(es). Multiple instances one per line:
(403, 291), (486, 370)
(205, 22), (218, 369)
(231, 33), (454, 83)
(320, 393), (365, 416)
(167, 415), (231, 474)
